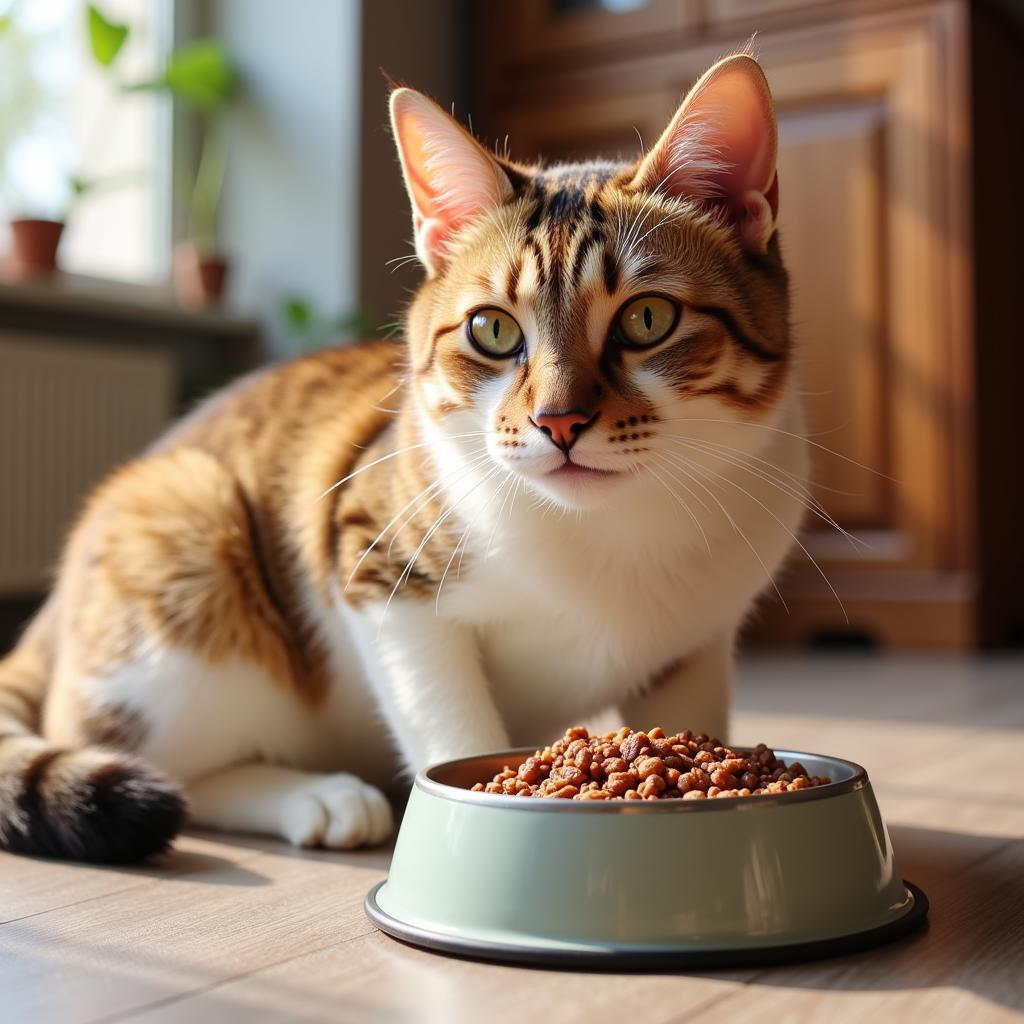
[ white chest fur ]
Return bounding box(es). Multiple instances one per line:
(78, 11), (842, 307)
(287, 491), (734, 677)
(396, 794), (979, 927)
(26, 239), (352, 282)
(425, 395), (809, 737)
(323, 388), (809, 771)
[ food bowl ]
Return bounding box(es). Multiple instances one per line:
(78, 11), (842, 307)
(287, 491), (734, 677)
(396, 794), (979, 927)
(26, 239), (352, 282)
(365, 748), (928, 968)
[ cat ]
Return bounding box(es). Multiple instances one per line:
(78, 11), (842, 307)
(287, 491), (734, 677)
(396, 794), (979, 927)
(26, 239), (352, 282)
(0, 53), (807, 862)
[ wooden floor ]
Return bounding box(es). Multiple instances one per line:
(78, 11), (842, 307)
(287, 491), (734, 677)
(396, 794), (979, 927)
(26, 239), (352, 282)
(3, 654), (1022, 1024)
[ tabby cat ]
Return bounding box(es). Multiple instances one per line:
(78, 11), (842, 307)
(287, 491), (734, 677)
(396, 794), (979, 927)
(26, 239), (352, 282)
(0, 53), (807, 861)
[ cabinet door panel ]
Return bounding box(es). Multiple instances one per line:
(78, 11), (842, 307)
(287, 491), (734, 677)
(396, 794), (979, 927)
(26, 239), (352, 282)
(487, 0), (698, 66)
(760, 13), (959, 575)
(496, 90), (675, 166)
(776, 101), (892, 531)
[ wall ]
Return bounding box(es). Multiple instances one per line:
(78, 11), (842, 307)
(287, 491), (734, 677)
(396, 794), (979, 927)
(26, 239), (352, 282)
(204, 0), (362, 354)
(203, 0), (470, 354)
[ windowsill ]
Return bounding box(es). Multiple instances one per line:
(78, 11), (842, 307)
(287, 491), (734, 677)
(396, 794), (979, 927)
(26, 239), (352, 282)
(0, 265), (257, 337)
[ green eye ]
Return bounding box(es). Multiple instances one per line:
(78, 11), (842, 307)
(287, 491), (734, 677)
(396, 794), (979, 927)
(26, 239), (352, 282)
(617, 295), (679, 348)
(468, 309), (524, 358)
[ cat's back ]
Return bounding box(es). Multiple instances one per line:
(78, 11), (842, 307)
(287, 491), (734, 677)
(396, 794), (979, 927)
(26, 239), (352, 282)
(154, 338), (402, 474)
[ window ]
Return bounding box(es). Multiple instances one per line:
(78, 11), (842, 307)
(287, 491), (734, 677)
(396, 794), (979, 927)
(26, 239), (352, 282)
(0, 0), (173, 283)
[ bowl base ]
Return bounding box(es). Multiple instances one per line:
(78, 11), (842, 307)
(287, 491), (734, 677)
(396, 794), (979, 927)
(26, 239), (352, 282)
(364, 880), (928, 970)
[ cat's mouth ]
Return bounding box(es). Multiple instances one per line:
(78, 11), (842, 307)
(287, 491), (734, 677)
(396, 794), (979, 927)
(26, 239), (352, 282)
(548, 460), (621, 479)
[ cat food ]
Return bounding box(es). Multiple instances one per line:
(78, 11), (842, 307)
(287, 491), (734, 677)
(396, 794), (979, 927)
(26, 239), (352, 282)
(469, 726), (832, 801)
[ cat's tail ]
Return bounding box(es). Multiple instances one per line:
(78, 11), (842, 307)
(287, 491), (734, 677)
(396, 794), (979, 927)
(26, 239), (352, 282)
(0, 601), (186, 863)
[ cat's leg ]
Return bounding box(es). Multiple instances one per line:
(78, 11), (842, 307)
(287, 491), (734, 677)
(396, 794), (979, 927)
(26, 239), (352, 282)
(187, 763), (393, 849)
(41, 447), (396, 852)
(344, 600), (509, 774)
(620, 631), (735, 742)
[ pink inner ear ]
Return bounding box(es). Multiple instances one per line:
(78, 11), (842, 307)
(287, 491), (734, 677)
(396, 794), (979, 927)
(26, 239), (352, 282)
(640, 57), (779, 239)
(390, 89), (512, 272)
(697, 67), (777, 201)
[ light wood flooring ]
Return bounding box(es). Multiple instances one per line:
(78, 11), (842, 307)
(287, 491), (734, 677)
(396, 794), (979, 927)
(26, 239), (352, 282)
(3, 654), (1022, 1023)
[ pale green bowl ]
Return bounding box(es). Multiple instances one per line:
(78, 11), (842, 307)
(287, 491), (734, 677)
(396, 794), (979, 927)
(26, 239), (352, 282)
(365, 748), (928, 968)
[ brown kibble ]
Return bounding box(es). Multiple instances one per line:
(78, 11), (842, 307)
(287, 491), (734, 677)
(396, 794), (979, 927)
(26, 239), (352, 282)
(638, 774), (667, 798)
(635, 756), (666, 779)
(606, 770), (640, 795)
(550, 765), (587, 786)
(548, 785), (580, 799)
(620, 731), (649, 764)
(469, 727), (831, 801)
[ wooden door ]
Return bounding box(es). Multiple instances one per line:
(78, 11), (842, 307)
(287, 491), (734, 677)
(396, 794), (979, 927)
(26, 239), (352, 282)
(748, 5), (973, 646)
(478, 2), (974, 647)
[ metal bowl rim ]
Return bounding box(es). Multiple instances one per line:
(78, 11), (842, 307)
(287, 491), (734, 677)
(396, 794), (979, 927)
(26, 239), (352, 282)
(417, 746), (867, 813)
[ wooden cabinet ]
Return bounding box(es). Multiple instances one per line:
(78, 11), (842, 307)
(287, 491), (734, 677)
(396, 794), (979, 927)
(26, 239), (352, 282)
(477, 0), (1024, 648)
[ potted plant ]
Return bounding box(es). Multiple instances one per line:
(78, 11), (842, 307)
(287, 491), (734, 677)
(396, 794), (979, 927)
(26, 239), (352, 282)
(280, 295), (383, 355)
(131, 39), (239, 307)
(1, 8), (60, 275)
(2, 4), (137, 276)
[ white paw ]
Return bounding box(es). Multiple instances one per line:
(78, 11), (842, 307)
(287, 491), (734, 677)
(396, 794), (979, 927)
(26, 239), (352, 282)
(282, 774), (393, 850)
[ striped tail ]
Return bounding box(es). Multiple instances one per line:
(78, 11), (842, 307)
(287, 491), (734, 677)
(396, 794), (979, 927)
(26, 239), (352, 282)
(0, 604), (186, 863)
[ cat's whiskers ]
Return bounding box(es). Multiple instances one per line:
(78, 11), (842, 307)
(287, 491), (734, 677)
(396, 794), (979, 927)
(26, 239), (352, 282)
(345, 448), (490, 589)
(644, 456), (712, 555)
(665, 434), (869, 554)
(385, 254), (421, 275)
(483, 471), (520, 561)
(379, 464), (504, 634)
(384, 448), (492, 560)
(316, 431), (492, 502)
(435, 469), (514, 613)
(655, 416), (895, 482)
(671, 433), (853, 537)
(663, 448), (847, 621)
(615, 166), (688, 272)
(655, 449), (789, 610)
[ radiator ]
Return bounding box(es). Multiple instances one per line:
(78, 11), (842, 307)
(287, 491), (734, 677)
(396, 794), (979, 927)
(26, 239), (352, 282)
(0, 333), (176, 594)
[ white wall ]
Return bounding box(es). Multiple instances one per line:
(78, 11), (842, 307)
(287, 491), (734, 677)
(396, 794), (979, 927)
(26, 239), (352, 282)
(207, 0), (362, 354)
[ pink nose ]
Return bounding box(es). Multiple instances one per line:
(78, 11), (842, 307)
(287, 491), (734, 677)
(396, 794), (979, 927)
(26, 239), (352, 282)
(531, 409), (595, 452)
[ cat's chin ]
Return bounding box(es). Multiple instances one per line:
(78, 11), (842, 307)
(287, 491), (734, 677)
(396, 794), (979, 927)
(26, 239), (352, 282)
(521, 461), (635, 509)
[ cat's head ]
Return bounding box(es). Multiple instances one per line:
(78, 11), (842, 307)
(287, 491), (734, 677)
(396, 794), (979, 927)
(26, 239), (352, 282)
(390, 54), (791, 510)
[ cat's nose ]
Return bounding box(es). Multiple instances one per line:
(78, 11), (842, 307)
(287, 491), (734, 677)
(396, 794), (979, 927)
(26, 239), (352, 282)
(530, 409), (597, 453)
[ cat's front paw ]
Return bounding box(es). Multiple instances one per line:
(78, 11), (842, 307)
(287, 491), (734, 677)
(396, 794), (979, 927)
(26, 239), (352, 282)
(281, 774), (393, 849)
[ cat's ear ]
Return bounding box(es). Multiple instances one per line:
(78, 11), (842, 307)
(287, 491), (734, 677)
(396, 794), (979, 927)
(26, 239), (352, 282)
(629, 54), (779, 253)
(390, 88), (514, 275)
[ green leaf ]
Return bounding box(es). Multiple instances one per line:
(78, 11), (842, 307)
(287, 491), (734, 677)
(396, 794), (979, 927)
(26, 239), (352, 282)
(283, 297), (313, 332)
(161, 39), (238, 111)
(87, 5), (129, 68)
(333, 310), (382, 336)
(0, 15), (12, 34)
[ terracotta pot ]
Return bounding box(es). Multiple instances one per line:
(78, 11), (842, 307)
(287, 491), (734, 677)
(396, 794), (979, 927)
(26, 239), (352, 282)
(8, 218), (65, 276)
(173, 242), (230, 308)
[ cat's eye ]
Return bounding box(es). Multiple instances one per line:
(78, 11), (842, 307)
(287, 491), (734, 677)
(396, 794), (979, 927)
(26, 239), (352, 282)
(468, 308), (524, 358)
(616, 295), (679, 349)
